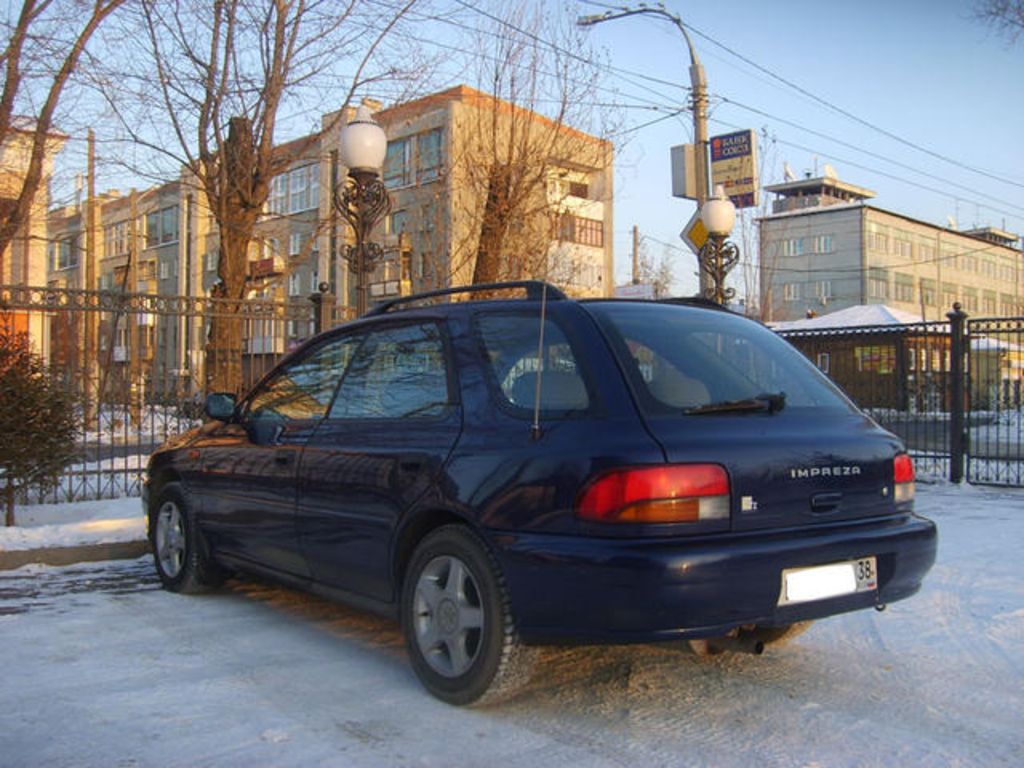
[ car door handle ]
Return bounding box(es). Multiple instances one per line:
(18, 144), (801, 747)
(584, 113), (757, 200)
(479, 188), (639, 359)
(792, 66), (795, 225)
(274, 453), (294, 466)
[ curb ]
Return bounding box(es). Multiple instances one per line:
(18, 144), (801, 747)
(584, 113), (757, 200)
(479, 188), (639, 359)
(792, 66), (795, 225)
(0, 540), (150, 571)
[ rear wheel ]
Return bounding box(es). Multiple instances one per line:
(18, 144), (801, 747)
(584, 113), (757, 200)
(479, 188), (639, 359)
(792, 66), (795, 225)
(150, 482), (224, 593)
(402, 525), (536, 706)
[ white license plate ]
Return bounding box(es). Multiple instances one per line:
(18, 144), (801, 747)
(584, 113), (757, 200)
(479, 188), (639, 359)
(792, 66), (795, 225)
(779, 557), (877, 606)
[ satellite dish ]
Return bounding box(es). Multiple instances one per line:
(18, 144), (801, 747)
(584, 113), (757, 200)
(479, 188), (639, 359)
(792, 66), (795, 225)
(783, 162), (796, 182)
(947, 216), (957, 230)
(823, 164), (838, 180)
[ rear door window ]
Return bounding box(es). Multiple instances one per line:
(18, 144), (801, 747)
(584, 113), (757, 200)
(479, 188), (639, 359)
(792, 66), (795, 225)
(476, 313), (591, 414)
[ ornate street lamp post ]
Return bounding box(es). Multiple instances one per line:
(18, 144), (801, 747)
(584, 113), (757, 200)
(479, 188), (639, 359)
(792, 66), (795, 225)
(698, 186), (739, 305)
(334, 104), (391, 317)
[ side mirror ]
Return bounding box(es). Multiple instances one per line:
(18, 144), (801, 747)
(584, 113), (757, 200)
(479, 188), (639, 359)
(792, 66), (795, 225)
(204, 392), (237, 422)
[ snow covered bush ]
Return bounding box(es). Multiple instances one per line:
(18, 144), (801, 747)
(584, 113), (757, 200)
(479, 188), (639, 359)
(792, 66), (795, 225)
(0, 322), (78, 526)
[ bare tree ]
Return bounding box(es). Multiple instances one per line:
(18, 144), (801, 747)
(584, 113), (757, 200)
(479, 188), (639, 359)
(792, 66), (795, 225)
(443, 2), (615, 291)
(100, 0), (418, 393)
(0, 0), (127, 274)
(975, 0), (1024, 43)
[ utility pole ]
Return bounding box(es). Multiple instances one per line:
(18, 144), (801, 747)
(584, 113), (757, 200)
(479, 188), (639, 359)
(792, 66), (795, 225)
(632, 225), (640, 284)
(578, 6), (711, 293)
(84, 130), (99, 425)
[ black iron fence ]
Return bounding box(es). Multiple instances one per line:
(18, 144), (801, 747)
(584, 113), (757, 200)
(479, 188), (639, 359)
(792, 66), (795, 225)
(1, 284), (328, 505)
(779, 307), (1024, 487)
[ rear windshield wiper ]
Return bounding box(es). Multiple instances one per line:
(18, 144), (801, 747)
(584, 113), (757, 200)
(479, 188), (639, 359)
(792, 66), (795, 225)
(684, 392), (786, 415)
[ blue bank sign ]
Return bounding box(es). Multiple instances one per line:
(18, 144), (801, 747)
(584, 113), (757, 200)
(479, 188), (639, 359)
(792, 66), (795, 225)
(710, 130), (759, 208)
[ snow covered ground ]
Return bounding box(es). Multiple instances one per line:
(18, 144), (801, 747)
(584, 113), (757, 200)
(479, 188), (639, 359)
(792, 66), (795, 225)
(0, 496), (143, 552)
(0, 483), (1022, 767)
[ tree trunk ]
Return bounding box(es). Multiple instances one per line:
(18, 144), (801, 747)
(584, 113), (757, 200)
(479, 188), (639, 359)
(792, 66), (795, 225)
(5, 482), (14, 527)
(472, 163), (514, 286)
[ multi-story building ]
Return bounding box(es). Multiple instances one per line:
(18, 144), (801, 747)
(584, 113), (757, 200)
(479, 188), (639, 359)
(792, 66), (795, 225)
(759, 174), (1023, 322)
(1, 121), (66, 350)
(44, 85), (614, 395)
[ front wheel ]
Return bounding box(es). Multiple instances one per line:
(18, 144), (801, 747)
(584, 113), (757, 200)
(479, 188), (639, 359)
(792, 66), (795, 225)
(401, 525), (536, 706)
(150, 482), (224, 593)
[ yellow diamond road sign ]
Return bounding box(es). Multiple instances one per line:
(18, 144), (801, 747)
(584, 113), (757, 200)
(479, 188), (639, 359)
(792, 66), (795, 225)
(680, 210), (708, 255)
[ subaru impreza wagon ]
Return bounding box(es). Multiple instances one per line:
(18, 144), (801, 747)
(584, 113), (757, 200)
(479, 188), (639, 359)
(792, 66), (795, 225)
(144, 282), (937, 705)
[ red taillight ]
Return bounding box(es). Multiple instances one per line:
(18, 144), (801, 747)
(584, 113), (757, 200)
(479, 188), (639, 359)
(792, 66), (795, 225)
(576, 464), (730, 524)
(894, 454), (915, 503)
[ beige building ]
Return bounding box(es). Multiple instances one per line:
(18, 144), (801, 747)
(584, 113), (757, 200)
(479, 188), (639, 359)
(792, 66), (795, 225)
(759, 175), (1023, 322)
(1, 122), (66, 350)
(43, 85), (613, 393)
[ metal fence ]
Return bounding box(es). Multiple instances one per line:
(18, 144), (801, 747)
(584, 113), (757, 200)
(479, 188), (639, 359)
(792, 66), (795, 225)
(1, 285), (321, 506)
(779, 308), (1024, 487)
(966, 316), (1024, 486)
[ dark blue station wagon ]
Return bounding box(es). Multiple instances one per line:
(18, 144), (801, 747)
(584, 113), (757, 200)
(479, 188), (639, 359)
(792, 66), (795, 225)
(144, 282), (937, 705)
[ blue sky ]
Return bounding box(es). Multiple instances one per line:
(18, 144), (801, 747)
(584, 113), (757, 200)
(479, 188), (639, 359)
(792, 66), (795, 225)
(569, 0), (1024, 295)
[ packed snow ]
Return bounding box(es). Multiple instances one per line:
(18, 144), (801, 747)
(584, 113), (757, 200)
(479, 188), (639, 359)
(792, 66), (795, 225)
(0, 483), (1021, 766)
(0, 496), (143, 552)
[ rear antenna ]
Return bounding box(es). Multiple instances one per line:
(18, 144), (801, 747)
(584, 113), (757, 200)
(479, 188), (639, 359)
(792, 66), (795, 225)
(530, 282), (548, 441)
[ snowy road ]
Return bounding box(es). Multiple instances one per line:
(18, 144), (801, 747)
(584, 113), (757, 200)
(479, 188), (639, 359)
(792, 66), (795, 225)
(2, 485), (1022, 767)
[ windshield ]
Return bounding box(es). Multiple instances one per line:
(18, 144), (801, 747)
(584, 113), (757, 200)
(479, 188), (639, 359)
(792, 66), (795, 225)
(585, 302), (857, 417)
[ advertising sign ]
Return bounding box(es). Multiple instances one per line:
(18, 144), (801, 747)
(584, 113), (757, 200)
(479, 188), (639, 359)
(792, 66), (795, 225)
(710, 130), (759, 208)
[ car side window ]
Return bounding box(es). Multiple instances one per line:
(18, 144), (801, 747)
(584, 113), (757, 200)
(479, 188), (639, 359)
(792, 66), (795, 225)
(247, 336), (360, 423)
(476, 313), (590, 413)
(329, 323), (450, 420)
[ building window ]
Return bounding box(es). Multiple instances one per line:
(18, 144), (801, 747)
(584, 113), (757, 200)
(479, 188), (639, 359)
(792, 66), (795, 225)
(868, 268), (889, 300)
(812, 234), (834, 254)
(417, 129), (443, 183)
(158, 260), (172, 280)
(919, 243), (936, 264)
(268, 164), (320, 215)
(894, 273), (914, 303)
(815, 280), (832, 301)
(557, 214), (603, 247)
(867, 230), (888, 253)
(104, 221), (130, 257)
(982, 291), (997, 315)
(782, 238), (804, 257)
(894, 239), (912, 260)
(942, 283), (957, 309)
(145, 206), (179, 248)
(816, 352), (830, 374)
(289, 272), (303, 296)
(1001, 294), (1016, 316)
(783, 282), (801, 301)
(388, 209), (409, 235)
(204, 252), (219, 272)
(384, 138), (412, 189)
(921, 279), (937, 307)
(962, 288), (978, 313)
(50, 237), (78, 270)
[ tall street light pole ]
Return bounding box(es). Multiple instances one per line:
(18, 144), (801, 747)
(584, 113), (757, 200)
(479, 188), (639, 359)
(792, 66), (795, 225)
(334, 104), (391, 317)
(577, 6), (712, 295)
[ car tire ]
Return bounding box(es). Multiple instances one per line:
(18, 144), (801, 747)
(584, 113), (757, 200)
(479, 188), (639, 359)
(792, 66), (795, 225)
(150, 482), (224, 594)
(402, 525), (536, 706)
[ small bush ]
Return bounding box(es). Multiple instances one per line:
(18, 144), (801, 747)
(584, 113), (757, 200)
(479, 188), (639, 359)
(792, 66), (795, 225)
(0, 321), (79, 526)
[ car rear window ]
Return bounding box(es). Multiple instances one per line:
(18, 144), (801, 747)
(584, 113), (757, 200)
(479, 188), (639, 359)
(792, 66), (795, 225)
(475, 312), (591, 414)
(586, 302), (856, 416)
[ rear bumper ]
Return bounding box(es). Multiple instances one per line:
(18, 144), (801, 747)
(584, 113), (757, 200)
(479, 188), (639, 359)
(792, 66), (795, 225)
(489, 513), (937, 643)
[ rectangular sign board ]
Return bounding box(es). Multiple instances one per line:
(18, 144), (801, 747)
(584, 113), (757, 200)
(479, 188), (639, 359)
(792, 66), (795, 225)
(710, 130), (759, 208)
(670, 144), (698, 200)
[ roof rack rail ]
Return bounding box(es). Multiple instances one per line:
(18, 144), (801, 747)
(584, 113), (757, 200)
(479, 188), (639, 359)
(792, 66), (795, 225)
(366, 280), (568, 316)
(657, 296), (732, 312)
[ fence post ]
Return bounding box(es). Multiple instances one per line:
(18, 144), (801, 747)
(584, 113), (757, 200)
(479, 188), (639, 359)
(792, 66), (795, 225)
(947, 303), (968, 483)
